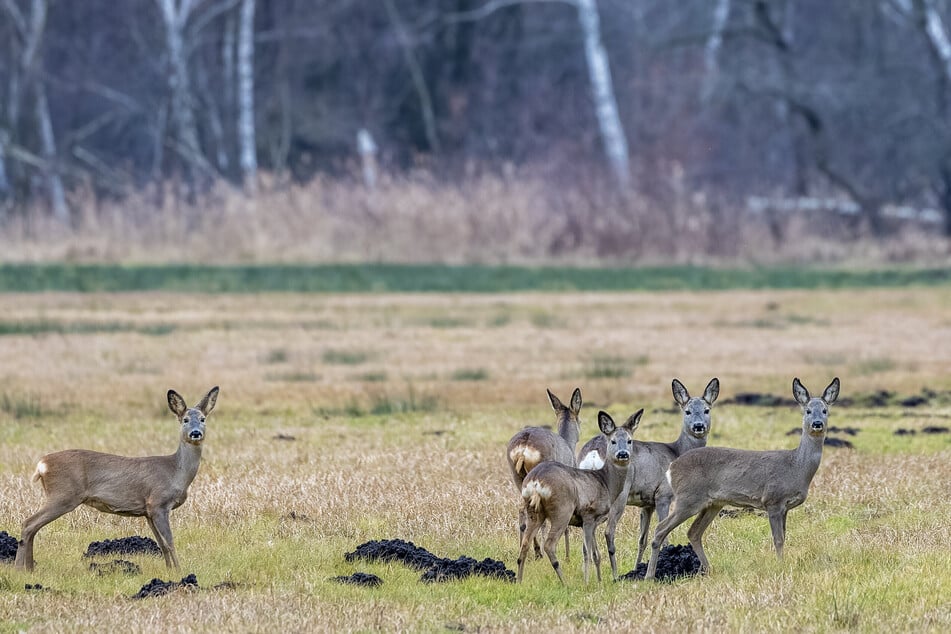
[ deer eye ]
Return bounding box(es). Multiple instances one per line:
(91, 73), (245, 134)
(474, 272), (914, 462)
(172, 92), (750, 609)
(182, 417), (189, 423)
(200, 416), (206, 423)
(611, 440), (616, 445)
(704, 408), (710, 414)
(822, 409), (827, 415)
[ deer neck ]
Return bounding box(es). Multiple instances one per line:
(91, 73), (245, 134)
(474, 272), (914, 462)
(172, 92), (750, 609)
(671, 427), (706, 455)
(172, 439), (203, 488)
(601, 459), (630, 500)
(556, 412), (580, 448)
(794, 428), (825, 481)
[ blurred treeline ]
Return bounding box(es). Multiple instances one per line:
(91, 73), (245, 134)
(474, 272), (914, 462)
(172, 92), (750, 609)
(2, 0), (951, 247)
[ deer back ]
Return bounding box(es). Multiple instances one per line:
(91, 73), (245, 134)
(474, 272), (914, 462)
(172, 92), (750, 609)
(34, 450), (185, 516)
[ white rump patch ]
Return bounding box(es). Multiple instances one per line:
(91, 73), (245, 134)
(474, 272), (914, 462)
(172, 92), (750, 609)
(511, 445), (541, 465)
(522, 479), (552, 500)
(578, 450), (604, 470)
(36, 461), (47, 475)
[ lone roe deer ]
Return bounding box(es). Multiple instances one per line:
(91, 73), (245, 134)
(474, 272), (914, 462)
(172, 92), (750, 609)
(506, 388), (582, 560)
(577, 378), (719, 572)
(517, 409), (640, 584)
(645, 377), (839, 580)
(14, 387), (219, 571)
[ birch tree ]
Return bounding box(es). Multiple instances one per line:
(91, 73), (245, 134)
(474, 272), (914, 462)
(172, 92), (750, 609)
(1, 0), (67, 221)
(449, 0), (631, 187)
(156, 0), (209, 191)
(237, 0), (256, 193)
(910, 0), (951, 234)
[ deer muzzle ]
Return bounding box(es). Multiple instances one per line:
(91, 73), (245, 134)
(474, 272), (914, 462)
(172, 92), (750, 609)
(189, 430), (204, 441)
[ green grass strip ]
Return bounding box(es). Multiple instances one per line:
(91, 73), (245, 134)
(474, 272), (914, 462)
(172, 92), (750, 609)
(0, 263), (950, 293)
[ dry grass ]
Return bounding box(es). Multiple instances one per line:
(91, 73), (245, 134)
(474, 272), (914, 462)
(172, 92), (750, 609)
(0, 288), (949, 632)
(1, 174), (949, 265)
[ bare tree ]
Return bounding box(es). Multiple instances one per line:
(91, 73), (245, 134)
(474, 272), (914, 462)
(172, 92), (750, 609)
(237, 0), (257, 193)
(1, 0), (67, 221)
(156, 0), (210, 192)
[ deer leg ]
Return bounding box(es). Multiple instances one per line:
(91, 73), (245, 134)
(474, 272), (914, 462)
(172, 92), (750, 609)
(563, 527), (570, 563)
(604, 497), (625, 580)
(147, 509), (179, 570)
(635, 506), (653, 567)
(767, 507), (787, 560)
(517, 513), (543, 583)
(583, 521), (601, 584)
(686, 505), (722, 574)
(645, 500), (696, 580)
(14, 496), (80, 571)
(543, 514), (572, 585)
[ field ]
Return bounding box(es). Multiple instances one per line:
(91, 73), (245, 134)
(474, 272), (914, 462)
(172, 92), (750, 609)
(0, 281), (949, 632)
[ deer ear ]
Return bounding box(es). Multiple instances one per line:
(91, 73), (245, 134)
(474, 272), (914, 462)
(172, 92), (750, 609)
(167, 390), (187, 418)
(625, 409), (643, 432)
(672, 379), (689, 407)
(547, 389), (565, 412)
(197, 386), (219, 415)
(597, 411), (616, 435)
(792, 378), (810, 407)
(703, 378), (720, 404)
(822, 378), (840, 405)
(569, 388), (583, 415)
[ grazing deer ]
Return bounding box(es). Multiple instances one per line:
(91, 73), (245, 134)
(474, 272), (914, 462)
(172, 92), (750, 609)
(14, 387), (219, 572)
(577, 377), (719, 573)
(645, 377), (840, 580)
(507, 388), (582, 560)
(517, 409), (640, 584)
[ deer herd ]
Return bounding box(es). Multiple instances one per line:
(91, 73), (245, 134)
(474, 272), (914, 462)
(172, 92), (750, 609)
(11, 377), (841, 587)
(508, 377), (841, 584)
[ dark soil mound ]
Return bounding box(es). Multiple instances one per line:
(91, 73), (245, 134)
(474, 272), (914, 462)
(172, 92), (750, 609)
(899, 395), (928, 407)
(25, 583), (46, 591)
(785, 428), (855, 448)
(420, 556), (515, 583)
(726, 393), (786, 407)
(894, 425), (949, 436)
(132, 574), (198, 599)
(345, 539), (438, 570)
(89, 559), (141, 576)
(618, 544), (702, 582)
(84, 536), (162, 558)
(823, 437), (854, 449)
(332, 572), (383, 587)
(345, 539), (515, 583)
(0, 531), (19, 562)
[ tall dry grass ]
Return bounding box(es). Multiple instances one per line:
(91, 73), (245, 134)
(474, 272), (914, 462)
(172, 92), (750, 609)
(1, 170), (949, 264)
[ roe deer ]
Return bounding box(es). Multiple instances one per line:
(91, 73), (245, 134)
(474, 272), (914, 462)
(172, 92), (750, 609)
(517, 409), (640, 584)
(645, 377), (840, 579)
(507, 388), (582, 560)
(14, 386), (219, 571)
(577, 377), (719, 572)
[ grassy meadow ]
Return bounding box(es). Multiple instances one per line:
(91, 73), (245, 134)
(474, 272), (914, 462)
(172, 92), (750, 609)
(0, 281), (949, 631)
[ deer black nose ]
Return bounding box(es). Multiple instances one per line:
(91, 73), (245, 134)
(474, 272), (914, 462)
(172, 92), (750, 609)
(616, 450), (630, 460)
(189, 430), (203, 440)
(692, 424), (705, 433)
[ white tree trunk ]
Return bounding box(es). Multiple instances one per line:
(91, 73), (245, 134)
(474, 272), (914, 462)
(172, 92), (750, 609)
(917, 0), (951, 82)
(35, 81), (68, 222)
(237, 0), (257, 193)
(156, 0), (205, 184)
(574, 0), (630, 187)
(702, 0), (732, 103)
